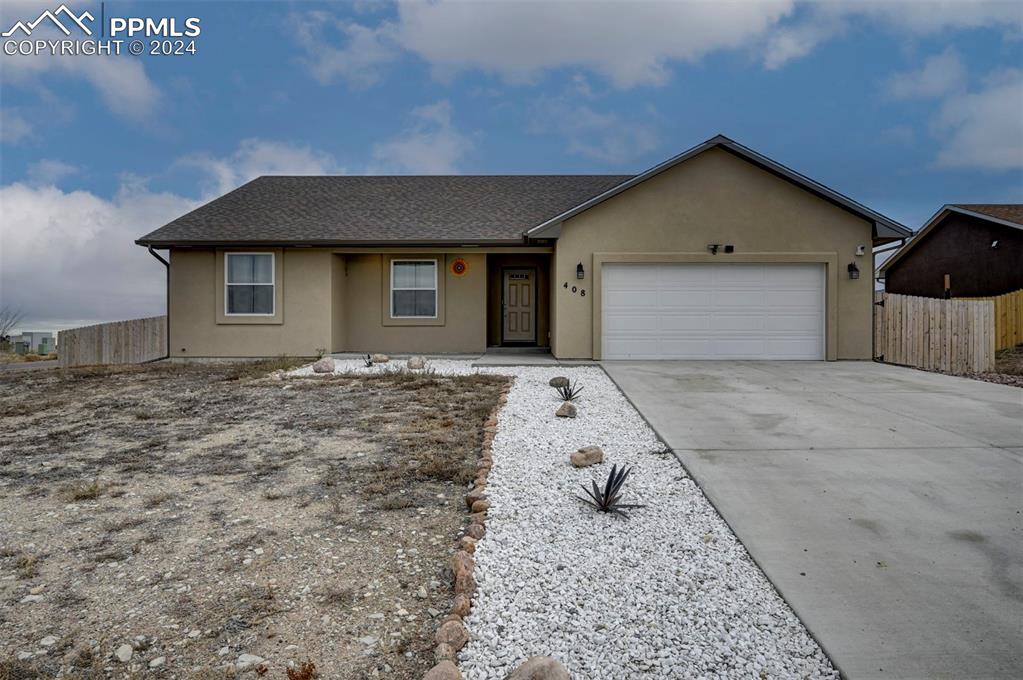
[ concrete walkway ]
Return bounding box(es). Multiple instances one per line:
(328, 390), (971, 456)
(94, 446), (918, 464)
(603, 361), (1023, 680)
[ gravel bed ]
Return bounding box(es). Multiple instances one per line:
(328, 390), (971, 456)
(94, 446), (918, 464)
(292, 359), (838, 679)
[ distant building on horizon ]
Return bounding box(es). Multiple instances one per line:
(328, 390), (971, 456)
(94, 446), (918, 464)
(10, 331), (55, 354)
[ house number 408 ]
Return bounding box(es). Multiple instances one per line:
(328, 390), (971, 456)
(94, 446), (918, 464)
(563, 282), (586, 296)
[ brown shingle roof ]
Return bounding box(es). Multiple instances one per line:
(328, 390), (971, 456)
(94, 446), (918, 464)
(952, 204), (1023, 227)
(136, 175), (631, 246)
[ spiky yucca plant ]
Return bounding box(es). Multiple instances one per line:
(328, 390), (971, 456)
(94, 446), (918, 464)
(556, 381), (583, 401)
(577, 464), (645, 518)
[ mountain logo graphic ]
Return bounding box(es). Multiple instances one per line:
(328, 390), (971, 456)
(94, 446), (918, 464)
(2, 4), (95, 37)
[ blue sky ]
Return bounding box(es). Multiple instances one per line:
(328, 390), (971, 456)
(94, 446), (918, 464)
(1, 0), (1021, 330)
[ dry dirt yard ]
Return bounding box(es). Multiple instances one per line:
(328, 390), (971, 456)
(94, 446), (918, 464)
(0, 362), (508, 680)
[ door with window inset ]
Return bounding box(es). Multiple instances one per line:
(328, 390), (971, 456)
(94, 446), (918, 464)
(503, 269), (535, 343)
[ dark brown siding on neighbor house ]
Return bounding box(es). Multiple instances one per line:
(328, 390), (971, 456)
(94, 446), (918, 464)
(885, 213), (1023, 298)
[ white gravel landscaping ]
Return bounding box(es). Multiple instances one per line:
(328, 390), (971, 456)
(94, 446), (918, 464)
(291, 359), (838, 679)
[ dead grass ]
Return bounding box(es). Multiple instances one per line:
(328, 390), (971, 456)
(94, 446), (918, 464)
(287, 661), (319, 680)
(994, 344), (1023, 376)
(15, 552), (39, 580)
(0, 361), (509, 679)
(58, 480), (104, 502)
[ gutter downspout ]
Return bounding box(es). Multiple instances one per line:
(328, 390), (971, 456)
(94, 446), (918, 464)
(147, 246), (170, 360)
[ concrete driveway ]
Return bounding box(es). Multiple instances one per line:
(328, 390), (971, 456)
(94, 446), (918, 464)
(603, 361), (1023, 680)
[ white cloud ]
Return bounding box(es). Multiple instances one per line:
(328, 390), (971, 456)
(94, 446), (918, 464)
(1, 50), (161, 121)
(0, 182), (196, 328)
(291, 1), (795, 88)
(0, 108), (33, 143)
(291, 1), (1023, 87)
(371, 100), (474, 173)
(765, 1), (1023, 69)
(529, 97), (659, 164)
(179, 138), (345, 197)
(764, 14), (844, 70)
(27, 159), (78, 186)
(934, 68), (1023, 170)
(288, 10), (397, 87)
(0, 139), (349, 329)
(886, 49), (968, 100)
(394, 0), (794, 87)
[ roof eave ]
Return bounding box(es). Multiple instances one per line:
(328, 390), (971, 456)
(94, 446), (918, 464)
(135, 237), (531, 248)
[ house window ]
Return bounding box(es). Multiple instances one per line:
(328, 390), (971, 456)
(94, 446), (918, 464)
(226, 253), (274, 315)
(391, 260), (437, 318)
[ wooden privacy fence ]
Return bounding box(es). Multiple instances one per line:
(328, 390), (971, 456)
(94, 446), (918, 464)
(874, 293), (995, 374)
(958, 289), (1023, 351)
(58, 316), (167, 368)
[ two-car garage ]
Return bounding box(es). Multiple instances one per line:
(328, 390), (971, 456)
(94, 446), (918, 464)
(601, 263), (826, 360)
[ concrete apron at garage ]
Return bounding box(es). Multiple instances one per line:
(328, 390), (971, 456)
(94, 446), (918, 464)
(602, 361), (1023, 680)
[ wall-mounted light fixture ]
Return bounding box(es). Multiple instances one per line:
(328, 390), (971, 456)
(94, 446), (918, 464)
(848, 263), (860, 280)
(855, 245), (866, 256)
(576, 262), (585, 279)
(707, 244), (721, 254)
(992, 240), (1000, 249)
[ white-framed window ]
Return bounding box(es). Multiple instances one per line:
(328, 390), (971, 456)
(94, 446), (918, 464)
(225, 252), (275, 316)
(390, 259), (437, 318)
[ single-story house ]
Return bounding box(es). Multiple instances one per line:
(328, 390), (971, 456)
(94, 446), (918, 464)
(879, 204), (1023, 298)
(136, 135), (910, 361)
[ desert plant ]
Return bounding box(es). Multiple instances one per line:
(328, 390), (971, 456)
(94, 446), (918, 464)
(556, 380), (583, 401)
(287, 661), (319, 680)
(577, 464), (645, 518)
(363, 353), (373, 368)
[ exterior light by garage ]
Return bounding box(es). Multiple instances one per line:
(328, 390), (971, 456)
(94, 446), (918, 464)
(848, 262), (860, 279)
(577, 262), (585, 279)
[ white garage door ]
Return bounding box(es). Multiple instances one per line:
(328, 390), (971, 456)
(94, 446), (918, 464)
(602, 263), (825, 360)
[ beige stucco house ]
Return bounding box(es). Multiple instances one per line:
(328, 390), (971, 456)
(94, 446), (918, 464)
(136, 135), (909, 361)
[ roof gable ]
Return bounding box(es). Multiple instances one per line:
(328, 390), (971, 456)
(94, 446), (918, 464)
(525, 135), (910, 242)
(879, 203), (1023, 274)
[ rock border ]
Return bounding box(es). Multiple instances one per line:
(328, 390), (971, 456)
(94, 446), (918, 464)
(422, 379), (511, 680)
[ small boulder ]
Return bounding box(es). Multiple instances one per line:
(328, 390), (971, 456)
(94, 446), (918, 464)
(570, 445), (604, 467)
(311, 357), (334, 373)
(549, 376), (570, 388)
(236, 653), (264, 670)
(114, 644), (133, 663)
(435, 620), (469, 651)
(465, 487), (486, 509)
(39, 636), (58, 647)
(424, 660), (462, 679)
(148, 656), (166, 669)
(407, 355), (426, 370)
(370, 353), (389, 364)
(555, 401), (577, 418)
(451, 593), (471, 617)
(505, 656), (571, 680)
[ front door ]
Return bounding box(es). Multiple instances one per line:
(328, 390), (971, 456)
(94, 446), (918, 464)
(503, 269), (535, 343)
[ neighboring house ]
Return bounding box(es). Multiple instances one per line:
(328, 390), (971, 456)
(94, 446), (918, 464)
(136, 135), (910, 361)
(11, 331), (55, 354)
(879, 204), (1023, 299)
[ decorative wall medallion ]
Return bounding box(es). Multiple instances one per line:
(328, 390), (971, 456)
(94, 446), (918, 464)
(451, 257), (469, 277)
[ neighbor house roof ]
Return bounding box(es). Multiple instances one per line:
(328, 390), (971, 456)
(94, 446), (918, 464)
(951, 204), (1023, 227)
(878, 203), (1023, 274)
(526, 135), (912, 243)
(135, 175), (630, 247)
